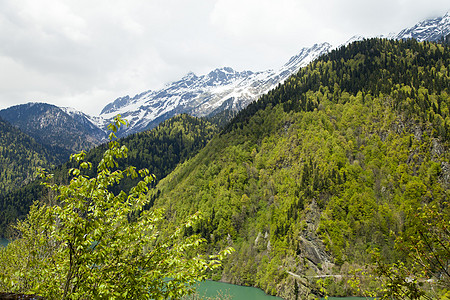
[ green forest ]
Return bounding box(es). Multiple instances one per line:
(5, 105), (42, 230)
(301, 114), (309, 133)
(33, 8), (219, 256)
(150, 38), (450, 298)
(0, 103), (106, 164)
(1, 38), (450, 299)
(0, 114), (218, 238)
(0, 117), (53, 196)
(0, 116), (232, 299)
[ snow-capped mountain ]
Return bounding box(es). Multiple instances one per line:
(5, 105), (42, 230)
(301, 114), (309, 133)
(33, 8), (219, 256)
(98, 12), (450, 138)
(4, 11), (450, 142)
(342, 12), (450, 46)
(395, 11), (450, 42)
(99, 43), (332, 137)
(60, 106), (107, 140)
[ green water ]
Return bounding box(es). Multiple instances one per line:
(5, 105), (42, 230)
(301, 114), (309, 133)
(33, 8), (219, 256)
(195, 281), (374, 299)
(194, 280), (282, 299)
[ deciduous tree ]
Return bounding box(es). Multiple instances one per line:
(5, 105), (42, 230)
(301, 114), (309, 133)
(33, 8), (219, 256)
(0, 115), (232, 299)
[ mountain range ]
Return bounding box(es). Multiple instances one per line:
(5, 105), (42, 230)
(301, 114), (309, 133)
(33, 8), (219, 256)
(0, 11), (450, 299)
(394, 11), (450, 42)
(149, 36), (450, 299)
(1, 11), (448, 144)
(97, 11), (450, 137)
(97, 42), (332, 137)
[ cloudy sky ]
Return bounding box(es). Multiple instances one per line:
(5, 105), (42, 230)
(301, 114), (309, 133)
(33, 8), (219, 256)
(0, 1), (448, 115)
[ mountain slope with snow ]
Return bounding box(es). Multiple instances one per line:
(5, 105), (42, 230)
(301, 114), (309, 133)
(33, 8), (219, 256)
(98, 12), (450, 138)
(395, 11), (450, 42)
(99, 43), (332, 137)
(3, 12), (450, 141)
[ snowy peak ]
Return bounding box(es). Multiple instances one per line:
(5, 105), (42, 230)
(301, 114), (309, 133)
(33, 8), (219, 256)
(82, 11), (450, 138)
(283, 43), (332, 70)
(395, 11), (450, 42)
(342, 12), (450, 45)
(204, 67), (243, 86)
(97, 42), (331, 137)
(180, 72), (198, 85)
(100, 95), (133, 115)
(60, 106), (107, 138)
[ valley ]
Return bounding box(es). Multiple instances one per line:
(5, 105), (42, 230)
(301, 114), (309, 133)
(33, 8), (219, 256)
(0, 11), (450, 299)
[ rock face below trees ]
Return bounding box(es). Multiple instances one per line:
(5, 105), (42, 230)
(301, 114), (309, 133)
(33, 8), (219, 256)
(301, 200), (332, 268)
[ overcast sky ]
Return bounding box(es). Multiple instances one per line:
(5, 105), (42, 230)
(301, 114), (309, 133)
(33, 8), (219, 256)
(0, 1), (448, 115)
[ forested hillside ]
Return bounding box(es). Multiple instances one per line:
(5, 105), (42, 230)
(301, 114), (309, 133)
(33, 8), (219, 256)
(0, 103), (106, 164)
(0, 114), (218, 237)
(151, 39), (450, 298)
(0, 117), (52, 195)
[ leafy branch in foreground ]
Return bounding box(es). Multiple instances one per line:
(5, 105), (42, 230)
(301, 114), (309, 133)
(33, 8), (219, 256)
(0, 115), (233, 299)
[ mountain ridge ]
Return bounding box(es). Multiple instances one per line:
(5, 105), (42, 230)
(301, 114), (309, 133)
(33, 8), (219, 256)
(395, 11), (450, 42)
(2, 12), (449, 142)
(0, 113), (218, 238)
(89, 11), (450, 137)
(0, 103), (107, 164)
(151, 37), (450, 299)
(97, 43), (332, 137)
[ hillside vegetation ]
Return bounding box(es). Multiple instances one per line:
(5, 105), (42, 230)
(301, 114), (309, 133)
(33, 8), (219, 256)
(0, 117), (53, 196)
(0, 116), (232, 299)
(151, 39), (450, 298)
(0, 114), (218, 237)
(0, 103), (106, 164)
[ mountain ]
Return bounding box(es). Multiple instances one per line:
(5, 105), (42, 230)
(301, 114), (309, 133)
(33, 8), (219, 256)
(395, 11), (450, 42)
(98, 43), (332, 137)
(0, 103), (106, 164)
(96, 12), (450, 138)
(2, 13), (449, 142)
(60, 106), (107, 139)
(150, 38), (450, 298)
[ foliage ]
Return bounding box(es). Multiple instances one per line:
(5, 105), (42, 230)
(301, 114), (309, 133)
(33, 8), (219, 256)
(205, 109), (238, 129)
(361, 202), (450, 299)
(151, 39), (450, 298)
(398, 203), (450, 288)
(0, 116), (53, 199)
(0, 114), (218, 238)
(0, 115), (232, 299)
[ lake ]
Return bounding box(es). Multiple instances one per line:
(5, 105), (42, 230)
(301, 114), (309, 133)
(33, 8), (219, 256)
(194, 281), (374, 300)
(194, 280), (282, 299)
